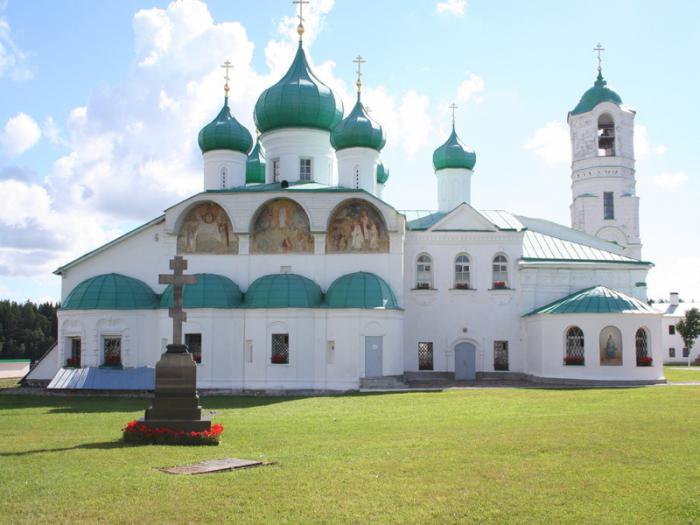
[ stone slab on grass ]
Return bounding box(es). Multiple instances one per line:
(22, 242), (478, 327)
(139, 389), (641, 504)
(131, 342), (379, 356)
(160, 458), (271, 475)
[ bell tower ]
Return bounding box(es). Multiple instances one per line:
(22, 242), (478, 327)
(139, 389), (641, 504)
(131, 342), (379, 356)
(568, 44), (642, 259)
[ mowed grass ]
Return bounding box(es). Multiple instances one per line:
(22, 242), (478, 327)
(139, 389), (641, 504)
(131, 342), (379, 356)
(1, 388), (700, 524)
(664, 365), (700, 383)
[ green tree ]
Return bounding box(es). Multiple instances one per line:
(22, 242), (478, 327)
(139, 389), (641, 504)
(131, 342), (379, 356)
(676, 308), (700, 366)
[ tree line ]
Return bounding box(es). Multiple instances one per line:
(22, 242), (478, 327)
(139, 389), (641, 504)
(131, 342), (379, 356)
(0, 300), (59, 362)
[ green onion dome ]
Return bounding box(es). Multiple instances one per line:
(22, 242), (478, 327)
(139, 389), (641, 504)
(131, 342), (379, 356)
(246, 138), (266, 184)
(198, 98), (253, 154)
(63, 273), (159, 310)
(325, 272), (399, 309)
(432, 126), (476, 171)
(254, 44), (343, 133)
(330, 95), (385, 151)
(160, 274), (242, 309)
(571, 71), (623, 115)
(244, 273), (322, 308)
(376, 162), (389, 184)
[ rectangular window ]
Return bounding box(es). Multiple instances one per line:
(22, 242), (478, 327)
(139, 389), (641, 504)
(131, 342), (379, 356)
(494, 341), (509, 371)
(67, 338), (81, 367)
(669, 325), (676, 335)
(273, 159), (281, 182)
(300, 158), (312, 180)
(669, 348), (676, 358)
(683, 348), (690, 358)
(418, 342), (434, 370)
(271, 333), (289, 365)
(185, 333), (202, 364)
(603, 192), (615, 220)
(103, 336), (121, 367)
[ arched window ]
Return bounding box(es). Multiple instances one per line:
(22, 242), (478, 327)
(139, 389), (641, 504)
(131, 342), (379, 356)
(416, 254), (433, 289)
(597, 113), (615, 157)
(492, 254), (508, 289)
(454, 254), (470, 289)
(564, 327), (585, 365)
(636, 328), (651, 366)
(220, 166), (227, 189)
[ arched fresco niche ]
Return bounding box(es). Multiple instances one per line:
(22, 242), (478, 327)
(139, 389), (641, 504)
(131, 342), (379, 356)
(177, 202), (238, 254)
(599, 325), (623, 366)
(250, 198), (314, 254)
(326, 199), (389, 253)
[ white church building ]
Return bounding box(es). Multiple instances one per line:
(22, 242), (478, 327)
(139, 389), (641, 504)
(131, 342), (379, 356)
(30, 20), (666, 390)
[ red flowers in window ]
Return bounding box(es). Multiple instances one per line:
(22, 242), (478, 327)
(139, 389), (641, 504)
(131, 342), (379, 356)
(104, 355), (121, 367)
(122, 420), (224, 446)
(564, 355), (585, 365)
(493, 281), (507, 289)
(271, 354), (288, 365)
(65, 357), (80, 368)
(637, 356), (653, 366)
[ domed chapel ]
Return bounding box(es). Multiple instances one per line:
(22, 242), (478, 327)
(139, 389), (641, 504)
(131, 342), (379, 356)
(36, 10), (664, 390)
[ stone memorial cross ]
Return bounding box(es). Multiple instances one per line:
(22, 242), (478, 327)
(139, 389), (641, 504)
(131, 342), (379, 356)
(159, 256), (197, 346)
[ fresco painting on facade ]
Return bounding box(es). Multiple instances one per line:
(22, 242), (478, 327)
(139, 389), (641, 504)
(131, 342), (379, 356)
(177, 202), (238, 254)
(326, 199), (389, 253)
(251, 198), (314, 254)
(599, 325), (623, 366)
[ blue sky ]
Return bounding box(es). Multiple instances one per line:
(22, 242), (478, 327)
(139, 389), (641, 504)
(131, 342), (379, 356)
(0, 0), (697, 302)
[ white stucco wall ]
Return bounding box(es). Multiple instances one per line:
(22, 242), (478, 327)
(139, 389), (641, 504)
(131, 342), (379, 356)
(260, 128), (336, 185)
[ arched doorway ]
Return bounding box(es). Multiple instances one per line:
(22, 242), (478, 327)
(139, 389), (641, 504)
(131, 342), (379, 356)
(454, 342), (476, 380)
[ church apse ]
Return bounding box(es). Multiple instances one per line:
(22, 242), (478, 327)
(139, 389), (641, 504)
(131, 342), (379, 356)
(177, 202), (238, 255)
(326, 199), (389, 253)
(250, 198), (314, 254)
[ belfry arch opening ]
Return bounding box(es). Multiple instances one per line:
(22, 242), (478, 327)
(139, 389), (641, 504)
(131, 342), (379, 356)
(597, 113), (615, 156)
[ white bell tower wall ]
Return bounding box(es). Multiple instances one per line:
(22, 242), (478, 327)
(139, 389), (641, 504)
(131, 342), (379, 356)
(336, 147), (379, 195)
(436, 167), (473, 212)
(260, 128), (337, 186)
(203, 150), (247, 190)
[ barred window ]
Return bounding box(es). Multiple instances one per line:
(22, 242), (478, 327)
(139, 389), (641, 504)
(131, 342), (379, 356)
(271, 333), (289, 365)
(300, 158), (312, 181)
(636, 328), (650, 366)
(185, 333), (202, 364)
(564, 327), (585, 365)
(273, 159), (281, 182)
(418, 342), (433, 370)
(416, 254), (433, 289)
(103, 336), (121, 367)
(455, 254), (470, 289)
(669, 348), (676, 358)
(492, 255), (508, 289)
(494, 340), (509, 371)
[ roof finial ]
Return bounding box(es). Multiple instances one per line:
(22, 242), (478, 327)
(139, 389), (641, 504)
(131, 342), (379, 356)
(593, 42), (605, 74)
(293, 0), (309, 44)
(353, 55), (366, 98)
(221, 60), (233, 102)
(449, 102), (458, 130)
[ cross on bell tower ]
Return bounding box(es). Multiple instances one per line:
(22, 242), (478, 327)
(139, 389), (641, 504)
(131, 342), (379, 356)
(353, 55), (366, 96)
(449, 102), (458, 128)
(221, 60), (233, 99)
(593, 42), (605, 72)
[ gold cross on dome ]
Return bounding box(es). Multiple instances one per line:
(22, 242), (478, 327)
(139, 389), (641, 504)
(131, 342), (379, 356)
(293, 0), (310, 40)
(221, 60), (233, 96)
(353, 55), (366, 94)
(449, 103), (458, 126)
(593, 42), (605, 72)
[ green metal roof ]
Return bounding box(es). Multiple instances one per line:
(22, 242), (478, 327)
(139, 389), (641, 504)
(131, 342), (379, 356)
(376, 162), (389, 184)
(244, 273), (322, 308)
(524, 286), (656, 316)
(198, 98), (253, 154)
(254, 44), (343, 133)
(405, 211), (447, 231)
(62, 273), (159, 310)
(325, 272), (399, 309)
(571, 71), (623, 115)
(160, 273), (242, 309)
(331, 96), (385, 151)
(246, 139), (266, 184)
(433, 126), (476, 171)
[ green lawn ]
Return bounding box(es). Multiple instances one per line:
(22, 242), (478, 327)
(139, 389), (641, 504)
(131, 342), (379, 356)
(1, 388), (700, 524)
(664, 365), (700, 384)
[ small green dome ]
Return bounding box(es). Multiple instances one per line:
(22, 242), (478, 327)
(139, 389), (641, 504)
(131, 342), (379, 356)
(244, 273), (322, 308)
(63, 273), (159, 310)
(433, 126), (476, 171)
(325, 272), (399, 309)
(246, 139), (266, 184)
(376, 162), (389, 184)
(160, 274), (242, 309)
(254, 44), (343, 133)
(198, 99), (253, 154)
(331, 96), (385, 151)
(571, 71), (623, 115)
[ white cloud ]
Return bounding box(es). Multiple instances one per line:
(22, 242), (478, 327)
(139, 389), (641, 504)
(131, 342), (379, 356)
(0, 13), (30, 80)
(634, 124), (666, 159)
(456, 72), (484, 104)
(523, 121), (570, 165)
(0, 112), (41, 156)
(436, 0), (468, 16)
(654, 171), (688, 190)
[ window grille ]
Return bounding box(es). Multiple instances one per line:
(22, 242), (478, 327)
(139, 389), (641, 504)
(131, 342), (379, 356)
(300, 158), (312, 180)
(273, 159), (281, 182)
(669, 325), (676, 335)
(604, 192), (615, 220)
(635, 328), (649, 365)
(494, 341), (509, 371)
(669, 348), (676, 358)
(564, 327), (585, 365)
(418, 342), (434, 370)
(416, 254), (433, 289)
(455, 254), (470, 289)
(185, 333), (202, 364)
(492, 255), (508, 288)
(103, 337), (121, 367)
(271, 333), (289, 364)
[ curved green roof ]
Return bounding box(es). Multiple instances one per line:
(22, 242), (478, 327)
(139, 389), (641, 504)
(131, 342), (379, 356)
(254, 44), (343, 133)
(244, 273), (322, 308)
(330, 96), (385, 151)
(571, 71), (623, 116)
(160, 274), (242, 309)
(524, 286), (656, 316)
(433, 126), (476, 171)
(198, 98), (253, 154)
(325, 272), (399, 309)
(246, 139), (266, 184)
(63, 273), (159, 310)
(376, 162), (389, 184)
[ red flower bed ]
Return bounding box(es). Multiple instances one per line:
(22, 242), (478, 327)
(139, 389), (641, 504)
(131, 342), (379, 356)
(122, 420), (224, 446)
(637, 356), (653, 366)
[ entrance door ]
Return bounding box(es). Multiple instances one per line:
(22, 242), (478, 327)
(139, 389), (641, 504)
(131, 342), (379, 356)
(454, 342), (476, 380)
(365, 336), (383, 377)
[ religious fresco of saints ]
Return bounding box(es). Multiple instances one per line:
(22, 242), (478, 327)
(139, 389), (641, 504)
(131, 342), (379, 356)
(177, 202), (238, 255)
(599, 325), (623, 366)
(326, 199), (389, 254)
(250, 198), (314, 254)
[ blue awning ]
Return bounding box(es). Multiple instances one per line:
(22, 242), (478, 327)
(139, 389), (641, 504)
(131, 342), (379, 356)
(47, 367), (154, 390)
